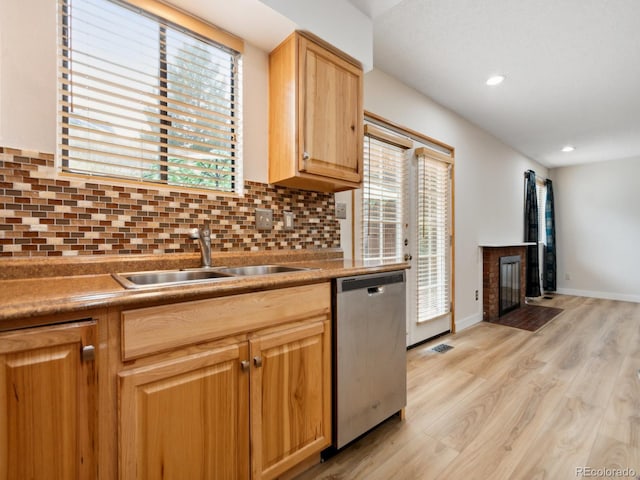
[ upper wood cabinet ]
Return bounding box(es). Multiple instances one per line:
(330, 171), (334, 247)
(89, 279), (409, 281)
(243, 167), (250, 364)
(0, 320), (97, 480)
(269, 31), (364, 192)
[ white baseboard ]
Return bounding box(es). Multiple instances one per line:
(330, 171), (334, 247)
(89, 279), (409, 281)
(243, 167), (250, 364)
(556, 288), (640, 304)
(455, 312), (483, 331)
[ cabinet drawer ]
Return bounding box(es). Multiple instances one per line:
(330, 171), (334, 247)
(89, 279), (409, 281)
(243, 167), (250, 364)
(121, 283), (330, 360)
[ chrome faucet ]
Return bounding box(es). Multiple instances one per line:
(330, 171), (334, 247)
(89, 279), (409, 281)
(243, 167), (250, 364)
(190, 222), (212, 267)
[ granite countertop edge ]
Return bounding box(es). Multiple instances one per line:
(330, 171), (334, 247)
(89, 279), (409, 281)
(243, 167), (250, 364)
(0, 259), (409, 323)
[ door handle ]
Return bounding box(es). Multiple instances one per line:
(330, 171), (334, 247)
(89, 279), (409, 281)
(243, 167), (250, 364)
(240, 360), (250, 371)
(81, 345), (95, 362)
(253, 356), (263, 368)
(367, 286), (384, 295)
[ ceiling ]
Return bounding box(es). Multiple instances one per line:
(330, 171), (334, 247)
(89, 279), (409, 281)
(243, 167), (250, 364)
(347, 0), (640, 168)
(166, 0), (295, 52)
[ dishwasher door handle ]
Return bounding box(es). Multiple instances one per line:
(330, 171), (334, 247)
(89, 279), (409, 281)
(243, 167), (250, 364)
(367, 286), (385, 296)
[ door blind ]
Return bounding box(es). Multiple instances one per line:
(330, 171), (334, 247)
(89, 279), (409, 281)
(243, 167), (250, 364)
(58, 0), (243, 193)
(416, 149), (452, 322)
(362, 125), (410, 262)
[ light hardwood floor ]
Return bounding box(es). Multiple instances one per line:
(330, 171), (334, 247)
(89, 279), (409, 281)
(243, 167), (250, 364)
(295, 295), (640, 480)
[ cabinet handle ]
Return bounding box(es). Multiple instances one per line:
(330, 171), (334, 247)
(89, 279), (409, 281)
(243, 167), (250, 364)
(240, 360), (250, 371)
(302, 151), (310, 161)
(81, 345), (95, 362)
(253, 356), (263, 368)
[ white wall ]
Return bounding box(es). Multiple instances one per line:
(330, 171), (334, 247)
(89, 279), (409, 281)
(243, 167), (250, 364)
(349, 69), (548, 329)
(551, 157), (640, 302)
(0, 0), (270, 184)
(0, 0), (57, 153)
(259, 0), (373, 70)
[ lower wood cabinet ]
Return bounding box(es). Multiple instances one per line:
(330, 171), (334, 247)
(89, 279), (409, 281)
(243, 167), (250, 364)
(118, 283), (332, 480)
(119, 342), (250, 480)
(250, 319), (331, 479)
(0, 320), (97, 480)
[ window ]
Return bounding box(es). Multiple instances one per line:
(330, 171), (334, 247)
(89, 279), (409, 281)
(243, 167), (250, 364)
(536, 178), (548, 289)
(536, 179), (547, 245)
(416, 148), (452, 322)
(58, 0), (243, 193)
(361, 124), (411, 262)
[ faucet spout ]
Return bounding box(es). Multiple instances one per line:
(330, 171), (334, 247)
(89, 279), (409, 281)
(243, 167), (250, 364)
(190, 222), (212, 267)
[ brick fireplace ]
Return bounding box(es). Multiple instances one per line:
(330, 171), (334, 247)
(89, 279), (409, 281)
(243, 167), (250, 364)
(481, 244), (530, 321)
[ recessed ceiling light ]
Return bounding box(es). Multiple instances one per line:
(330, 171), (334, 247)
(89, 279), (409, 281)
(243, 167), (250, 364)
(561, 145), (575, 153)
(486, 75), (505, 86)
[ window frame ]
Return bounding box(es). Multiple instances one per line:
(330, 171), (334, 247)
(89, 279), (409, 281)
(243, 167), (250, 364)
(57, 0), (244, 195)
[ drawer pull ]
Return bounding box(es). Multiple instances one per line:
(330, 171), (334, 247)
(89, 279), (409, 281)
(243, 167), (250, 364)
(253, 356), (263, 368)
(81, 345), (96, 362)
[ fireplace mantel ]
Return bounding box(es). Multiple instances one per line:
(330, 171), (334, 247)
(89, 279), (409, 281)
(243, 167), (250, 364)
(479, 242), (535, 248)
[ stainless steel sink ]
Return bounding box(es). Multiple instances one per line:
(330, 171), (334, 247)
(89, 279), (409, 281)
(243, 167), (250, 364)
(113, 269), (234, 289)
(113, 264), (314, 289)
(214, 265), (313, 276)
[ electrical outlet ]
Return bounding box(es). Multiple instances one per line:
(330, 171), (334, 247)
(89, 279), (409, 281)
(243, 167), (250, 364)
(565, 273), (571, 281)
(475, 290), (479, 301)
(255, 208), (273, 230)
(335, 202), (347, 220)
(283, 211), (294, 230)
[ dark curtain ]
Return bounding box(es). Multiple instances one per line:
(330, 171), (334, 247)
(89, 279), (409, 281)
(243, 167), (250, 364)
(524, 170), (541, 297)
(543, 179), (556, 291)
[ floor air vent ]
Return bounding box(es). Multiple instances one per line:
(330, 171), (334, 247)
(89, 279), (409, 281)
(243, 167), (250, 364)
(432, 344), (454, 353)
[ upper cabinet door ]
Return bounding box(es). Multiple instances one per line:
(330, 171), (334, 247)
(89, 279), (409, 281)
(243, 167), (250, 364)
(298, 36), (363, 184)
(269, 31), (363, 192)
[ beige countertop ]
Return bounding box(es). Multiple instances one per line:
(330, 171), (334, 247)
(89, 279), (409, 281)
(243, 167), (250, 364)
(0, 254), (408, 324)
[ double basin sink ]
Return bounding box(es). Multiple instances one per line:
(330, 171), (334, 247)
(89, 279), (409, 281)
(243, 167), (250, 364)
(113, 264), (314, 289)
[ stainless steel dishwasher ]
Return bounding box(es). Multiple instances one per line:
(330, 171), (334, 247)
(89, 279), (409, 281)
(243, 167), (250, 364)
(333, 270), (407, 449)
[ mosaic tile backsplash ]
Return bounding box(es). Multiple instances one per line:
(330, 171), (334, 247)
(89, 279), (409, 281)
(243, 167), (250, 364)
(0, 147), (340, 257)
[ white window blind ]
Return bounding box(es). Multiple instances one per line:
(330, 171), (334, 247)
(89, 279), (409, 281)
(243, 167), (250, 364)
(58, 0), (243, 193)
(416, 149), (452, 322)
(362, 124), (410, 262)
